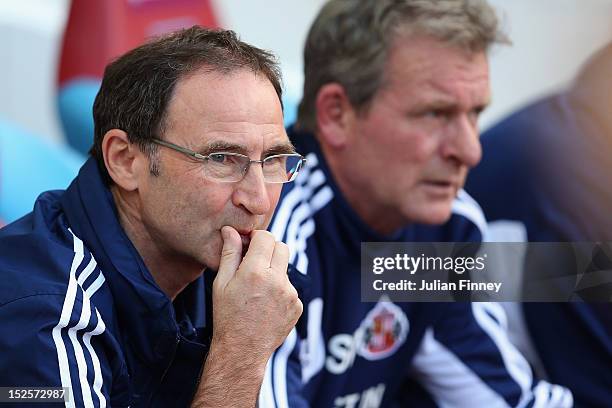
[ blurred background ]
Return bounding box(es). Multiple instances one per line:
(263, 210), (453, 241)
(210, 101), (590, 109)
(1, 0), (612, 224)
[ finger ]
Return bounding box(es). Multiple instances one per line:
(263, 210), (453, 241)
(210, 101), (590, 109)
(240, 230), (276, 271)
(215, 226), (243, 289)
(270, 241), (290, 275)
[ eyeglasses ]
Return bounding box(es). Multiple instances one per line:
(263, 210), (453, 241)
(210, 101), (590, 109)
(151, 138), (306, 184)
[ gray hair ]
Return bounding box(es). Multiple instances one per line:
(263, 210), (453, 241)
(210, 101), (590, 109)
(297, 0), (506, 133)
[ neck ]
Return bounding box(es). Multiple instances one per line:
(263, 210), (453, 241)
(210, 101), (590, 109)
(110, 186), (203, 300)
(319, 143), (404, 236)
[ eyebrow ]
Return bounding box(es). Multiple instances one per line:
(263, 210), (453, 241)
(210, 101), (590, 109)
(263, 142), (298, 157)
(413, 97), (491, 114)
(200, 140), (297, 157)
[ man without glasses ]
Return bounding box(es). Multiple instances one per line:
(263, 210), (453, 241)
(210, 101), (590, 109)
(261, 1), (573, 407)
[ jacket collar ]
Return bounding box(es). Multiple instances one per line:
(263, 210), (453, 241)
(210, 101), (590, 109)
(60, 157), (204, 364)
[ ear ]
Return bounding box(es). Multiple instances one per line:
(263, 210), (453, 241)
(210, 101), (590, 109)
(101, 129), (145, 191)
(315, 83), (355, 149)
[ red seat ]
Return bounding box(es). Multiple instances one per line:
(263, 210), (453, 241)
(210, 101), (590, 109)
(57, 0), (219, 153)
(58, 0), (219, 85)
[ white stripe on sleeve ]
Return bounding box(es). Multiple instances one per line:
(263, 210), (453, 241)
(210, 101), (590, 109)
(85, 273), (106, 299)
(51, 229), (84, 408)
(411, 328), (510, 408)
(272, 328), (298, 408)
(68, 284), (96, 407)
(472, 303), (533, 407)
(271, 153), (321, 241)
(259, 357), (276, 408)
(53, 230), (108, 408)
(452, 189), (487, 237)
(82, 309), (107, 408)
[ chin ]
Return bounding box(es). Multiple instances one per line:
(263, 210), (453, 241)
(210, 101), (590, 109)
(198, 238), (223, 272)
(198, 252), (218, 272)
(407, 204), (453, 226)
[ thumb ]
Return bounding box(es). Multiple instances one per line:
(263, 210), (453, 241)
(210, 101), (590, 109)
(214, 226), (243, 290)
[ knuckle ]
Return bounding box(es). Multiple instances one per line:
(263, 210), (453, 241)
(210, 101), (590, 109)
(288, 285), (299, 300)
(295, 299), (304, 316)
(248, 257), (268, 272)
(287, 299), (303, 323)
(253, 230), (274, 243)
(221, 246), (239, 259)
(259, 230), (274, 239)
(246, 231), (276, 257)
(248, 270), (267, 286)
(221, 252), (236, 263)
(276, 241), (289, 256)
(282, 284), (299, 303)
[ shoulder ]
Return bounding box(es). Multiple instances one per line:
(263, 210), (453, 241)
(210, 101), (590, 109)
(0, 205), (111, 316)
(0, 193), (74, 303)
(0, 287), (123, 407)
(448, 189), (487, 241)
(0, 294), (69, 388)
(0, 225), (112, 331)
(0, 291), (108, 375)
(408, 190), (485, 243)
(0, 220), (119, 397)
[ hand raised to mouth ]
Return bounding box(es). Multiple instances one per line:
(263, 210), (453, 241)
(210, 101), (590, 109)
(194, 226), (303, 407)
(212, 225), (302, 353)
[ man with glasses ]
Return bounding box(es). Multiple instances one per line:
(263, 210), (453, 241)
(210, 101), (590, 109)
(150, 138), (305, 187)
(261, 1), (572, 407)
(0, 27), (307, 407)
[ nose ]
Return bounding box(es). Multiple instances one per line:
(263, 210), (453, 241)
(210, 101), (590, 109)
(231, 163), (272, 215)
(440, 114), (482, 168)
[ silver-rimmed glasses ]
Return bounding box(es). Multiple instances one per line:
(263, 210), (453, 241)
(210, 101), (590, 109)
(151, 138), (306, 183)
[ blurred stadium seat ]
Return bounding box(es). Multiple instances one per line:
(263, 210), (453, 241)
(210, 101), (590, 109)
(57, 78), (100, 155)
(0, 119), (85, 223)
(57, 0), (218, 154)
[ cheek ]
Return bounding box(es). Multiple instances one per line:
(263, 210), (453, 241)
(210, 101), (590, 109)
(401, 129), (438, 159)
(372, 118), (437, 160)
(264, 185), (283, 223)
(268, 185), (283, 207)
(162, 183), (235, 235)
(385, 135), (436, 176)
(191, 183), (235, 212)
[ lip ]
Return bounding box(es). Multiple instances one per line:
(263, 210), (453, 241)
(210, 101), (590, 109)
(425, 180), (454, 187)
(421, 180), (457, 195)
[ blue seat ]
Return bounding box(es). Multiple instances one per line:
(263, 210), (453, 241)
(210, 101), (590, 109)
(282, 96), (298, 128)
(0, 119), (85, 223)
(58, 78), (100, 155)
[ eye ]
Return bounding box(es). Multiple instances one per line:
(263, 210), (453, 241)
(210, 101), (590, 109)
(424, 109), (451, 120)
(264, 155), (283, 166)
(209, 153), (228, 164)
(468, 107), (485, 125)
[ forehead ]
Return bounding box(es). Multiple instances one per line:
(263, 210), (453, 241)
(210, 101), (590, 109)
(381, 34), (490, 106)
(163, 67), (287, 150)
